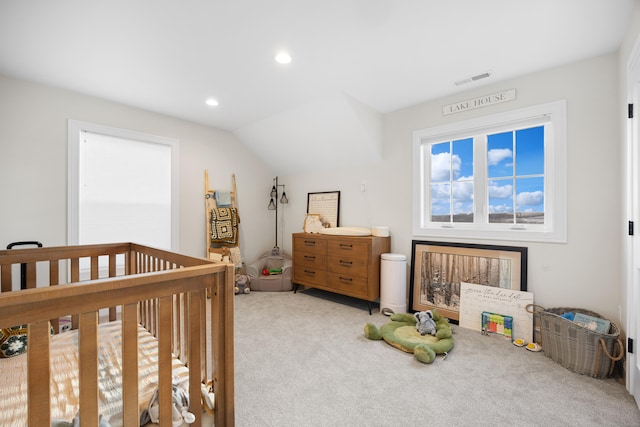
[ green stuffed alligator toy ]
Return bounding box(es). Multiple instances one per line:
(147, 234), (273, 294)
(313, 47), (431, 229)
(364, 310), (454, 364)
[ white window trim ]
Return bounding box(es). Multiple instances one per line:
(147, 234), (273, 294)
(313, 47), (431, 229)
(412, 100), (567, 243)
(67, 120), (180, 250)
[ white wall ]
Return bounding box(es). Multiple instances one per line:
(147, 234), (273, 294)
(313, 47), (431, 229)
(282, 53), (624, 325)
(0, 74), (274, 263)
(0, 51), (628, 328)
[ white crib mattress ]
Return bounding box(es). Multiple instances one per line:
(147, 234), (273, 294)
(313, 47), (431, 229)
(0, 321), (190, 427)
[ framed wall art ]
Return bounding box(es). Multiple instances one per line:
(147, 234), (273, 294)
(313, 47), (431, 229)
(409, 240), (528, 322)
(307, 191), (340, 228)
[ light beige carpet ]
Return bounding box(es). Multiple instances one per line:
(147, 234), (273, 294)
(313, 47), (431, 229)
(233, 289), (640, 427)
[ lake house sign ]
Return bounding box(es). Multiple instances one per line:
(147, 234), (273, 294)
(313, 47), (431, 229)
(443, 89), (516, 116)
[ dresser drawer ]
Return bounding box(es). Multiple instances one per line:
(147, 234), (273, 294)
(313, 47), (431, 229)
(327, 254), (368, 277)
(327, 240), (368, 259)
(293, 266), (326, 286)
(293, 236), (327, 255)
(294, 251), (327, 270)
(326, 272), (367, 296)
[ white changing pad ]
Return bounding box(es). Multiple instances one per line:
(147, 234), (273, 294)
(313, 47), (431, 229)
(319, 226), (372, 236)
(0, 321), (191, 427)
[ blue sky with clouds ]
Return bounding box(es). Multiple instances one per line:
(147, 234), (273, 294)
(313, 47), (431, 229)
(430, 125), (544, 219)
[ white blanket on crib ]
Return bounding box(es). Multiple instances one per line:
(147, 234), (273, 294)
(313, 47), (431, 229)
(0, 321), (190, 427)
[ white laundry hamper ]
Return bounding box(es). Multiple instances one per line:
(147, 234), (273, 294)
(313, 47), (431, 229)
(379, 253), (407, 316)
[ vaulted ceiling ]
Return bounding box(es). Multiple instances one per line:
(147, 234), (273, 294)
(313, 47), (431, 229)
(0, 1), (635, 174)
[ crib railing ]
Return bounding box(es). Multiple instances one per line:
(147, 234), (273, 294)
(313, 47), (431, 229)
(0, 242), (235, 427)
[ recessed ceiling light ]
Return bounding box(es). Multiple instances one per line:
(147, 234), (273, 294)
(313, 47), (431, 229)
(205, 98), (219, 107)
(275, 52), (292, 64)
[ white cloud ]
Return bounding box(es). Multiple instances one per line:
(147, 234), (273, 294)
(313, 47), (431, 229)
(452, 180), (473, 202)
(489, 204), (513, 213)
(487, 148), (512, 166)
(431, 183), (450, 199)
(431, 152), (461, 181)
(488, 182), (512, 199)
(516, 191), (543, 206)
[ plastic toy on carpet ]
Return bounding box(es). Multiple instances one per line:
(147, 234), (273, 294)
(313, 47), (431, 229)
(364, 311), (454, 364)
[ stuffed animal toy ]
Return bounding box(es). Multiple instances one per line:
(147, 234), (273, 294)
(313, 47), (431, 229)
(220, 246), (231, 259)
(201, 380), (215, 416)
(415, 310), (437, 336)
(235, 274), (251, 294)
(139, 381), (195, 427)
(52, 413), (110, 427)
(364, 310), (454, 364)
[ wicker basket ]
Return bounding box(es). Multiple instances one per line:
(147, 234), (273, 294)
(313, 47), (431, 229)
(526, 305), (624, 378)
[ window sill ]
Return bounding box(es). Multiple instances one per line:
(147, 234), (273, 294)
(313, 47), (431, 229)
(413, 225), (566, 244)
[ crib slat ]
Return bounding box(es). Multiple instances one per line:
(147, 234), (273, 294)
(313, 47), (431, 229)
(71, 258), (80, 329)
(122, 303), (139, 427)
(49, 261), (60, 332)
(172, 294), (181, 357)
(79, 312), (99, 426)
(152, 299), (158, 336)
(158, 295), (173, 425)
(213, 264), (235, 426)
(28, 321), (51, 425)
(1, 264), (10, 292)
(181, 294), (185, 356)
(109, 254), (117, 277)
(189, 289), (203, 426)
(71, 257), (80, 282)
(25, 262), (36, 289)
(109, 254), (117, 321)
(200, 290), (207, 380)
(91, 256), (99, 280)
(49, 259), (59, 285)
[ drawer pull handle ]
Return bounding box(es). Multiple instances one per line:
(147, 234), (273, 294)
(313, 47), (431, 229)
(304, 270), (315, 275)
(339, 276), (352, 282)
(304, 240), (316, 246)
(304, 255), (316, 260)
(339, 244), (353, 248)
(339, 260), (352, 265)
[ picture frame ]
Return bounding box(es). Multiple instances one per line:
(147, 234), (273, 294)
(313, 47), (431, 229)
(307, 191), (340, 228)
(409, 240), (527, 322)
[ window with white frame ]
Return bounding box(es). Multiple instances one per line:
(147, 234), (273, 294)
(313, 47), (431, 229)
(412, 100), (566, 243)
(68, 120), (179, 256)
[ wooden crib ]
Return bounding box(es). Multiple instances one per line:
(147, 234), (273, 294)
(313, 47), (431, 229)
(0, 242), (234, 426)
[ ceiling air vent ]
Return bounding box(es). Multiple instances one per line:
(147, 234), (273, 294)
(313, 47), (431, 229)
(455, 72), (491, 86)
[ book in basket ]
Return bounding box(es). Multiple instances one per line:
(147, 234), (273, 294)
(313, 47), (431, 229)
(573, 312), (610, 334)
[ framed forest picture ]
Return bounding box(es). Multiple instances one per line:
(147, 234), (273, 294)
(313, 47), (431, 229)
(409, 240), (527, 321)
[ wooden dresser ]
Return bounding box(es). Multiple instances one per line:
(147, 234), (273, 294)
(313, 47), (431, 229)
(292, 232), (391, 313)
